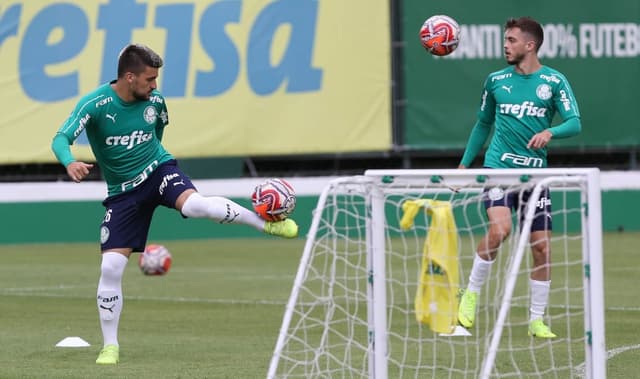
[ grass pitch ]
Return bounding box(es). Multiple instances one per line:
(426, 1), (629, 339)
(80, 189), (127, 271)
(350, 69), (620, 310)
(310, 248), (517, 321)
(1, 234), (639, 378)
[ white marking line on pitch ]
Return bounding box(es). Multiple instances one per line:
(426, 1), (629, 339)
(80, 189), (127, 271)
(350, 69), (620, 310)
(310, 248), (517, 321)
(0, 290), (287, 306)
(3, 288), (640, 311)
(1, 284), (93, 292)
(574, 344), (640, 378)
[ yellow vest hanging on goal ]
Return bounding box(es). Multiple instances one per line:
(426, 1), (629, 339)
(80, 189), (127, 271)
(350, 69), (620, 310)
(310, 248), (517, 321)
(400, 199), (460, 334)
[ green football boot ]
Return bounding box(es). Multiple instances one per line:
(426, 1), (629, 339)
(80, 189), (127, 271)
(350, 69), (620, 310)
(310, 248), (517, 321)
(264, 218), (299, 238)
(528, 319), (557, 338)
(96, 344), (119, 365)
(458, 290), (478, 328)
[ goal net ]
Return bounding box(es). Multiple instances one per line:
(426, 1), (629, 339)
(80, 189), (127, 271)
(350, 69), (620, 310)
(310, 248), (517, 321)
(268, 168), (605, 379)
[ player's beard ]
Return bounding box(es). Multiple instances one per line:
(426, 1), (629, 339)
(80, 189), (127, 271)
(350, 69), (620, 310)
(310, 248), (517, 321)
(505, 51), (525, 65)
(132, 89), (150, 101)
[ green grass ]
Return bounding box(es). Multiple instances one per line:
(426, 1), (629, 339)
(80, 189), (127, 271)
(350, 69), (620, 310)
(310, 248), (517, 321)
(1, 233), (639, 378)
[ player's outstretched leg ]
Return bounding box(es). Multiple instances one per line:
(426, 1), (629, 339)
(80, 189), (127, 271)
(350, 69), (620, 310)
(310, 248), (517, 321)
(182, 193), (265, 229)
(96, 344), (119, 364)
(180, 193), (298, 238)
(458, 289), (478, 328)
(528, 319), (557, 338)
(264, 218), (299, 238)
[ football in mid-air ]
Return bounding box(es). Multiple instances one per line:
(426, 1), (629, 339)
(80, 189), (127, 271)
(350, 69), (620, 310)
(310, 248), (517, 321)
(419, 15), (461, 56)
(251, 178), (296, 222)
(138, 244), (172, 276)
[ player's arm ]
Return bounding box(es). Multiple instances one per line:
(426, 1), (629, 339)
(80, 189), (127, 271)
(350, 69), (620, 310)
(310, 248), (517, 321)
(549, 76), (581, 138)
(155, 96), (169, 142)
(528, 76), (582, 149)
(548, 116), (581, 138)
(51, 106), (94, 182)
(460, 81), (495, 168)
(459, 120), (492, 168)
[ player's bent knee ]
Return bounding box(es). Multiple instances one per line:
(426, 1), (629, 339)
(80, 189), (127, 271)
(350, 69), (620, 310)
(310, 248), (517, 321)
(489, 224), (511, 242)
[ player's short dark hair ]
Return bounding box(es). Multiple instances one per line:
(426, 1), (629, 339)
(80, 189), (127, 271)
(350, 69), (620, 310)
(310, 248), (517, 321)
(505, 17), (544, 51)
(117, 44), (163, 78)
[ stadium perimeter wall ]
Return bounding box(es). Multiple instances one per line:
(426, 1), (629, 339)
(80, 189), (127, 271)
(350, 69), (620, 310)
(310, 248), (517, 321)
(0, 172), (639, 245)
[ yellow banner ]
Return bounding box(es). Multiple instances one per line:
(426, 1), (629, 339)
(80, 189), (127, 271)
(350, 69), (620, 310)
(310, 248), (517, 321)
(0, 0), (391, 163)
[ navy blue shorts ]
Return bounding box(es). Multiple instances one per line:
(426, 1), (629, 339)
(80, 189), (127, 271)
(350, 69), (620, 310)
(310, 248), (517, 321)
(99, 160), (196, 252)
(483, 186), (552, 232)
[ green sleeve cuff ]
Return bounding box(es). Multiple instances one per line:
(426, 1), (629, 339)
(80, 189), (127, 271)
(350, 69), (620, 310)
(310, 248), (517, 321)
(549, 117), (581, 139)
(51, 133), (75, 167)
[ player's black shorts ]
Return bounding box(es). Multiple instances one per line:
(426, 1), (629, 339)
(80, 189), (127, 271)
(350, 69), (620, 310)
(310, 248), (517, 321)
(483, 186), (552, 232)
(99, 160), (196, 252)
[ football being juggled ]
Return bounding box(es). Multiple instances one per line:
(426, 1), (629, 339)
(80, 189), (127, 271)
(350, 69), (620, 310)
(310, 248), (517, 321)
(419, 15), (461, 56)
(251, 178), (296, 222)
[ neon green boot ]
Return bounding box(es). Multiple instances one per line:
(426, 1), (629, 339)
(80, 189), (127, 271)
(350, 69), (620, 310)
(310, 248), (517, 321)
(96, 344), (119, 365)
(458, 290), (478, 328)
(264, 218), (299, 238)
(528, 319), (557, 338)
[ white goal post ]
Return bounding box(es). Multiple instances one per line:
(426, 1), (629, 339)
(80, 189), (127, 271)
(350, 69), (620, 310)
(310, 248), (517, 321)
(268, 168), (605, 379)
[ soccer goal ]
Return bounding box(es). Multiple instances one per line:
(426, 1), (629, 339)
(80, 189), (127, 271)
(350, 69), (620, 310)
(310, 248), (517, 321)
(267, 168), (605, 379)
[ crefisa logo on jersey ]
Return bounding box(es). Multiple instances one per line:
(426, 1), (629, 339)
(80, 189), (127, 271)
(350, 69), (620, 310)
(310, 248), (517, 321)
(498, 101), (547, 119)
(143, 106), (157, 124)
(105, 130), (153, 149)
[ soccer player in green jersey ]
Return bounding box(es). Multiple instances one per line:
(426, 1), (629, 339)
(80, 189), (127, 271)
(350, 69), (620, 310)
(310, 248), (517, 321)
(51, 44), (299, 365)
(457, 17), (582, 338)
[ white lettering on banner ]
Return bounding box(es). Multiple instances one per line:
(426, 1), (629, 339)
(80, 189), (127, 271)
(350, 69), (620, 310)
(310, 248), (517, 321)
(448, 24), (502, 59)
(447, 22), (639, 59)
(538, 24), (578, 58)
(580, 23), (640, 58)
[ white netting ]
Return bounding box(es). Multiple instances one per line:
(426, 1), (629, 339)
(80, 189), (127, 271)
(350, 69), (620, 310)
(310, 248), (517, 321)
(269, 169), (604, 379)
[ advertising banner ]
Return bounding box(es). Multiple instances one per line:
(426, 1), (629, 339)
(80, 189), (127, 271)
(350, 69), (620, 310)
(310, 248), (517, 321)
(404, 1), (639, 150)
(0, 0), (391, 164)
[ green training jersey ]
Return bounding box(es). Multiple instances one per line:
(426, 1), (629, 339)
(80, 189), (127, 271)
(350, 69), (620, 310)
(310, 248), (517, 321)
(55, 82), (173, 196)
(477, 65), (580, 168)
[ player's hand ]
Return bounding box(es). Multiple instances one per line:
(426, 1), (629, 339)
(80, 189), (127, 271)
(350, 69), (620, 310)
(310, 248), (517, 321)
(527, 130), (553, 149)
(66, 161), (94, 183)
(458, 164), (467, 169)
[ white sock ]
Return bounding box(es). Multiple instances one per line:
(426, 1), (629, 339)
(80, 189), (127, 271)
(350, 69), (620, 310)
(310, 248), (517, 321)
(467, 253), (494, 293)
(529, 279), (551, 322)
(181, 193), (265, 230)
(97, 252), (128, 347)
